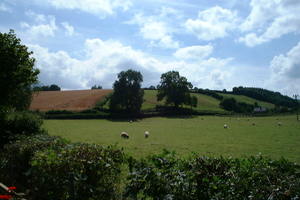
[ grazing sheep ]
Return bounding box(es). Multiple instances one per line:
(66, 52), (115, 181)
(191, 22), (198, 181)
(120, 132), (129, 139)
(224, 124), (228, 129)
(129, 120), (133, 123)
(144, 131), (150, 138)
(278, 122), (282, 126)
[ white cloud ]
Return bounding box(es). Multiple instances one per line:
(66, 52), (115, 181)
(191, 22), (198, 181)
(239, 0), (300, 46)
(29, 37), (232, 90)
(127, 8), (181, 49)
(61, 22), (75, 36)
(174, 45), (213, 60)
(185, 6), (238, 41)
(0, 3), (12, 12)
(20, 12), (58, 38)
(43, 0), (132, 18)
(267, 42), (300, 95)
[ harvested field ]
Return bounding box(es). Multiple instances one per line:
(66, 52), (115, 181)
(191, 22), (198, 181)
(30, 89), (112, 111)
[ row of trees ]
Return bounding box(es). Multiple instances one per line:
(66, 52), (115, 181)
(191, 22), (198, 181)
(109, 70), (197, 113)
(33, 84), (61, 91)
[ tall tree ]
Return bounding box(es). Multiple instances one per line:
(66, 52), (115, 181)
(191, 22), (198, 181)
(109, 69), (144, 113)
(157, 71), (194, 108)
(0, 30), (39, 111)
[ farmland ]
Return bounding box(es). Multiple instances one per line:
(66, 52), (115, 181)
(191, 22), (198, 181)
(30, 89), (112, 111)
(44, 115), (300, 163)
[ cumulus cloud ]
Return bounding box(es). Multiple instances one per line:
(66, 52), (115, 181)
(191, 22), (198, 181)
(174, 45), (213, 60)
(29, 37), (232, 90)
(20, 11), (58, 39)
(0, 2), (12, 12)
(267, 42), (300, 95)
(61, 22), (75, 36)
(42, 0), (132, 18)
(127, 8), (181, 49)
(239, 0), (300, 46)
(184, 6), (238, 41)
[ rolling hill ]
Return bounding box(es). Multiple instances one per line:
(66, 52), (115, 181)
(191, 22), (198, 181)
(30, 89), (275, 113)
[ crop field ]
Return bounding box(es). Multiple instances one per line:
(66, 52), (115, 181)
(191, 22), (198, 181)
(30, 89), (112, 111)
(44, 115), (300, 163)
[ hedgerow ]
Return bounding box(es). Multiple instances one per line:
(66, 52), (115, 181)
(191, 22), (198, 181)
(125, 150), (300, 199)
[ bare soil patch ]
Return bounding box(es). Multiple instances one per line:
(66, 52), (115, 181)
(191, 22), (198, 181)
(30, 89), (112, 111)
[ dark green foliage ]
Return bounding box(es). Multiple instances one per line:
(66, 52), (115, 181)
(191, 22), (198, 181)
(29, 143), (124, 200)
(91, 85), (102, 89)
(0, 111), (46, 148)
(232, 86), (297, 108)
(0, 134), (68, 191)
(0, 30), (39, 111)
(33, 84), (61, 91)
(220, 98), (254, 113)
(110, 69), (144, 113)
(125, 151), (300, 199)
(0, 135), (124, 200)
(195, 88), (223, 100)
(157, 71), (194, 108)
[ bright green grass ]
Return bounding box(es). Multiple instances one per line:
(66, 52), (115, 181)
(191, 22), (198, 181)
(218, 93), (274, 109)
(142, 90), (225, 112)
(44, 115), (300, 163)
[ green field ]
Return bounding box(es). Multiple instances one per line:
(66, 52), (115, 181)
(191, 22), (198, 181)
(44, 115), (300, 163)
(142, 90), (225, 112)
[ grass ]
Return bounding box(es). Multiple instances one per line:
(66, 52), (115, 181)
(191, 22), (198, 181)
(142, 90), (225, 112)
(44, 115), (300, 163)
(218, 93), (274, 109)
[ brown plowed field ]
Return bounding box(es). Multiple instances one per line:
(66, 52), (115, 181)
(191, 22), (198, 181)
(30, 89), (112, 111)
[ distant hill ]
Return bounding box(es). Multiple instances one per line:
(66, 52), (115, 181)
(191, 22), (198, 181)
(232, 87), (296, 108)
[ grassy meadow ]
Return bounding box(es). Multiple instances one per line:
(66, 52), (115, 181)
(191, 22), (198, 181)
(44, 115), (300, 163)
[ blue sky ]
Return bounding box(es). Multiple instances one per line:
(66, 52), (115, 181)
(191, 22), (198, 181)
(1, 0), (299, 95)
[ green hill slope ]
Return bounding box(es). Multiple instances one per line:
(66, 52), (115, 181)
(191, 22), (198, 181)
(218, 93), (275, 109)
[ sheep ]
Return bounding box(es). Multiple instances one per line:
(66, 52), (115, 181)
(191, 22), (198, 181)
(120, 132), (129, 139)
(129, 120), (133, 123)
(224, 124), (228, 129)
(277, 122), (282, 126)
(144, 131), (150, 138)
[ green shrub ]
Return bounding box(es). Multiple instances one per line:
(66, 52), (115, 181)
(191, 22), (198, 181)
(0, 134), (68, 191)
(29, 143), (125, 200)
(0, 111), (46, 148)
(125, 151), (300, 199)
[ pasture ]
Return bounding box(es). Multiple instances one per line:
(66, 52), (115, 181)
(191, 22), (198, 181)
(44, 115), (300, 163)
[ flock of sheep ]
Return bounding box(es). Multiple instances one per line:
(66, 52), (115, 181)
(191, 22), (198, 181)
(223, 120), (283, 129)
(120, 131), (149, 139)
(120, 119), (283, 138)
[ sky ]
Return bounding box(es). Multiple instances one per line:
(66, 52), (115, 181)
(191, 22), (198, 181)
(1, 0), (299, 96)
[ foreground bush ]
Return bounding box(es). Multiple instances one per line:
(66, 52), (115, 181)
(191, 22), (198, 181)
(29, 143), (124, 200)
(0, 135), (125, 200)
(125, 151), (300, 199)
(0, 111), (46, 148)
(0, 134), (68, 190)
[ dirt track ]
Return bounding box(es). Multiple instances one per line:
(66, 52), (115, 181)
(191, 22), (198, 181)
(30, 89), (112, 111)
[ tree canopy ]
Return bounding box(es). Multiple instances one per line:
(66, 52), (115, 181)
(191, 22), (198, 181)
(109, 69), (144, 113)
(91, 85), (103, 90)
(33, 84), (61, 91)
(0, 30), (39, 111)
(157, 71), (194, 108)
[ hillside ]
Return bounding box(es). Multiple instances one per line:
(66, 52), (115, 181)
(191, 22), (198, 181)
(30, 89), (112, 111)
(218, 93), (275, 109)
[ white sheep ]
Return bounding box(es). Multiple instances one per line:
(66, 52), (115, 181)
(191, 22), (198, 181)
(278, 122), (282, 126)
(224, 124), (228, 129)
(144, 131), (150, 138)
(120, 132), (129, 139)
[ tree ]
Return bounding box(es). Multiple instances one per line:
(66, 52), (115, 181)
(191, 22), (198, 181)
(157, 71), (194, 108)
(33, 84), (61, 91)
(0, 30), (39, 111)
(109, 69), (144, 113)
(91, 85), (102, 90)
